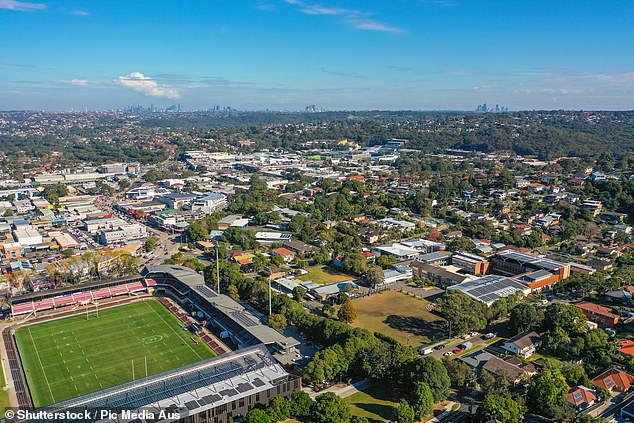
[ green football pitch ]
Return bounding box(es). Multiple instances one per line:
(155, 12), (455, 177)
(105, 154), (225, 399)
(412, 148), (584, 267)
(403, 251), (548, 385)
(15, 298), (215, 407)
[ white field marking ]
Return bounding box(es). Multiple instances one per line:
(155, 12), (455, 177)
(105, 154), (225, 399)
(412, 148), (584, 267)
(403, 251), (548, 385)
(146, 301), (205, 360)
(28, 327), (56, 403)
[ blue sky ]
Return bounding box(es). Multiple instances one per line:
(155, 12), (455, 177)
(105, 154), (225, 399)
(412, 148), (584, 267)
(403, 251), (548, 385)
(1, 0), (634, 111)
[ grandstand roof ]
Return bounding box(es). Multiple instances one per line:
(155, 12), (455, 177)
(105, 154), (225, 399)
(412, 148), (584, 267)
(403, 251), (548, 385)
(141, 265), (204, 287)
(10, 276), (142, 303)
(43, 344), (293, 420)
(192, 285), (293, 347)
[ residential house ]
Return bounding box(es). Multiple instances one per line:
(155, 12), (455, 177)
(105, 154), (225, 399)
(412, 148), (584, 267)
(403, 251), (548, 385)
(503, 331), (541, 359)
(281, 240), (318, 258)
(567, 386), (597, 410)
(592, 368), (634, 394)
(271, 247), (296, 263)
(576, 302), (619, 328)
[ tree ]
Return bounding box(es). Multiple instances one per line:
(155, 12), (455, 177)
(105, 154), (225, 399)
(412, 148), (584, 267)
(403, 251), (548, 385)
(243, 408), (271, 423)
(338, 300), (357, 323)
(437, 291), (487, 335)
(478, 395), (522, 423)
(293, 286), (307, 302)
(528, 367), (569, 417)
(222, 227), (258, 250)
(268, 313), (287, 333)
(542, 303), (588, 334)
(266, 396), (290, 421)
(145, 236), (158, 252)
(447, 236), (476, 253)
(312, 392), (351, 423)
(395, 400), (415, 423)
(403, 356), (451, 402)
(510, 303), (544, 334)
(412, 382), (434, 420)
(60, 249), (75, 258)
(186, 221), (209, 242)
(227, 284), (240, 301)
(289, 391), (313, 419)
(376, 254), (397, 267)
(364, 266), (384, 288)
(443, 358), (474, 391)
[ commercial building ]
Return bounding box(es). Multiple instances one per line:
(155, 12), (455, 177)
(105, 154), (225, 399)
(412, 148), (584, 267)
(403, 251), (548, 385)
(49, 231), (80, 249)
(191, 192), (228, 215)
(451, 252), (490, 276)
(490, 250), (570, 289)
(12, 226), (42, 246)
(99, 223), (148, 245)
(447, 274), (531, 306)
(410, 260), (474, 288)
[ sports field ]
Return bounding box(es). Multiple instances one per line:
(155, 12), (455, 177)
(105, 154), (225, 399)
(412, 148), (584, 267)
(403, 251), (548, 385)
(15, 299), (215, 407)
(351, 290), (446, 346)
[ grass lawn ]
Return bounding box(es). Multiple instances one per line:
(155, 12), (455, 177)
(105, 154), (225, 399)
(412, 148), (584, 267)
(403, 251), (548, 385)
(298, 265), (354, 285)
(345, 385), (397, 422)
(15, 299), (215, 407)
(351, 290), (446, 346)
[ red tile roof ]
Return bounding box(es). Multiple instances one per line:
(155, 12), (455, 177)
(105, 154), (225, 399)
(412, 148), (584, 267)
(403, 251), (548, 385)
(619, 339), (634, 356)
(567, 386), (596, 407)
(271, 247), (295, 257)
(592, 368), (634, 392)
(576, 302), (619, 320)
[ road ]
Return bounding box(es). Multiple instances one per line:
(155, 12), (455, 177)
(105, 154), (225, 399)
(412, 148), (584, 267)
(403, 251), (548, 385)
(428, 333), (491, 359)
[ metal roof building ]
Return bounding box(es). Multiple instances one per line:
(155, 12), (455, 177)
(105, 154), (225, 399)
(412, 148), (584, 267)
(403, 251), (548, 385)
(447, 274), (531, 306)
(37, 344), (300, 423)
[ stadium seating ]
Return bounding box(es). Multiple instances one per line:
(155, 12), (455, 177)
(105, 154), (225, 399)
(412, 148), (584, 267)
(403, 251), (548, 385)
(11, 279), (158, 316)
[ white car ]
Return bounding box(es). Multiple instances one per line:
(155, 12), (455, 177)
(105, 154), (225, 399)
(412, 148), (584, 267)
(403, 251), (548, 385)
(443, 351), (454, 357)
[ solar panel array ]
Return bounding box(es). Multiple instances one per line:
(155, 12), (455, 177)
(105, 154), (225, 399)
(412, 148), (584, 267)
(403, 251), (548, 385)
(453, 275), (528, 304)
(195, 284), (218, 298)
(573, 391), (584, 404)
(232, 310), (258, 327)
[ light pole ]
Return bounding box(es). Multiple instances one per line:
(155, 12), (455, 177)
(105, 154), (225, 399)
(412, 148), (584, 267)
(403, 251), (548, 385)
(215, 243), (220, 293)
(265, 266), (272, 316)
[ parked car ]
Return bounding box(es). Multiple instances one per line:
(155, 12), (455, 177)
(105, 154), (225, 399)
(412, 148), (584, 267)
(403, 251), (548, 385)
(452, 348), (463, 354)
(459, 341), (472, 350)
(420, 348), (433, 356)
(443, 351), (454, 357)
(434, 344), (445, 350)
(484, 333), (495, 340)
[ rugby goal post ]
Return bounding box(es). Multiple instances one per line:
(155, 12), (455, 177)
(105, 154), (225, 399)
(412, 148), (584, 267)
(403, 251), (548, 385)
(85, 302), (99, 320)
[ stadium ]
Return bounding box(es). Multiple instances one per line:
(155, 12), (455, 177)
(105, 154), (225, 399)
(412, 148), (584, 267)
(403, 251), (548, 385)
(2, 265), (301, 423)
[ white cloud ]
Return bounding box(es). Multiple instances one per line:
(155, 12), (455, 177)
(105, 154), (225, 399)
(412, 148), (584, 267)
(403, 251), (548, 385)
(118, 72), (180, 99)
(70, 79), (88, 86)
(283, 0), (402, 33)
(352, 21), (402, 33)
(71, 10), (90, 16)
(0, 0), (45, 11)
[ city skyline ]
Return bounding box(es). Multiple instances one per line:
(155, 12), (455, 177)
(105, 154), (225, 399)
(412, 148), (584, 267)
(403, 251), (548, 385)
(2, 0), (634, 111)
